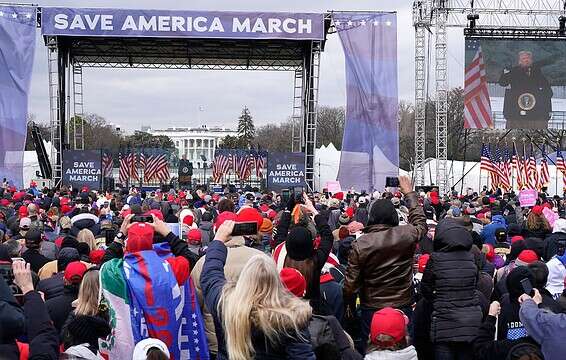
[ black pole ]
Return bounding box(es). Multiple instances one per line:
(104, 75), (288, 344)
(460, 128), (468, 195)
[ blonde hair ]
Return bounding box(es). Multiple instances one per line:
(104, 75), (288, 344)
(75, 269), (99, 316)
(218, 254), (312, 360)
(77, 229), (96, 251)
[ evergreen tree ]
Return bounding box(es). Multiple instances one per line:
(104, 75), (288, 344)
(237, 106), (255, 149)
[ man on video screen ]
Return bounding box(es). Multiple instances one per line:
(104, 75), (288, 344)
(499, 51), (552, 129)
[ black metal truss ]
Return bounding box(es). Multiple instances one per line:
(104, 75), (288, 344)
(465, 27), (566, 39)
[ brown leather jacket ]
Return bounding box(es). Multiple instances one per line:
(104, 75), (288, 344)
(343, 191), (427, 309)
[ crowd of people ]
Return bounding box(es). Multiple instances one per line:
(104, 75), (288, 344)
(1, 176), (566, 360)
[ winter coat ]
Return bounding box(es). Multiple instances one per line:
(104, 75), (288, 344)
(191, 236), (264, 355)
(21, 249), (50, 274)
(198, 221), (214, 247)
(364, 346), (418, 360)
(344, 192), (427, 310)
(45, 286), (78, 334)
(320, 275), (344, 322)
(543, 231), (566, 261)
(0, 276), (25, 360)
(520, 299), (566, 360)
(421, 218), (482, 343)
(328, 208), (342, 231)
(480, 215), (507, 245)
(546, 256), (566, 298)
(354, 207), (369, 226)
(70, 212), (100, 237)
(200, 240), (315, 360)
(37, 272), (64, 301)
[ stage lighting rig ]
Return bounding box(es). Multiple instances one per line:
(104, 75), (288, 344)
(467, 14), (479, 30)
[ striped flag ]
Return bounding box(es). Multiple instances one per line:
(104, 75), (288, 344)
(255, 152), (266, 178)
(129, 152), (139, 182)
(464, 40), (494, 128)
(528, 144), (538, 189)
(480, 143), (497, 173)
(101, 152), (113, 178)
(145, 152), (170, 183)
(539, 145), (550, 189)
(119, 152), (130, 185)
(556, 148), (566, 192)
(512, 142), (524, 190)
(522, 144), (531, 190)
(212, 152), (231, 182)
(500, 147), (511, 191)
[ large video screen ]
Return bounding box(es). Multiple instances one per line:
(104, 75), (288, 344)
(464, 38), (566, 129)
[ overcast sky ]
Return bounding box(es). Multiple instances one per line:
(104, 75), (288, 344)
(29, 0), (465, 132)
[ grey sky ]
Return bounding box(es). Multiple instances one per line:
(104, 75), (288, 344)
(28, 0), (465, 132)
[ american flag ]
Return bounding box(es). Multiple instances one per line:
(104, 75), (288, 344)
(512, 142), (524, 190)
(145, 152), (169, 183)
(480, 143), (497, 173)
(528, 144), (538, 189)
(101, 152), (113, 178)
(556, 147), (566, 191)
(490, 146), (504, 191)
(119, 152), (130, 185)
(129, 152), (139, 181)
(255, 152), (266, 178)
(539, 145), (550, 189)
(464, 40), (494, 129)
(500, 147), (512, 191)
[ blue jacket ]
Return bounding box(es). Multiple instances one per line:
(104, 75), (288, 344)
(481, 215), (507, 245)
(520, 299), (566, 360)
(201, 240), (315, 360)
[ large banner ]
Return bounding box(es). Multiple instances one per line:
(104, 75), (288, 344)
(41, 8), (324, 40)
(267, 152), (305, 191)
(0, 5), (37, 189)
(334, 12), (399, 192)
(464, 38), (566, 129)
(211, 149), (267, 183)
(62, 150), (102, 190)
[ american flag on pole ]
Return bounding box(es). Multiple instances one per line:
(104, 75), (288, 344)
(101, 152), (113, 178)
(538, 144), (550, 189)
(255, 152), (267, 178)
(527, 144), (538, 189)
(119, 152), (130, 185)
(480, 143), (497, 173)
(512, 142), (524, 190)
(129, 152), (139, 182)
(464, 40), (494, 129)
(212, 151), (231, 183)
(145, 151), (170, 183)
(500, 147), (512, 191)
(556, 147), (566, 192)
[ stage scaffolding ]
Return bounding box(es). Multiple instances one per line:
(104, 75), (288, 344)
(42, 10), (331, 189)
(412, 0), (566, 195)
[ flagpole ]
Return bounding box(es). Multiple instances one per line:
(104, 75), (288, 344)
(461, 129), (468, 195)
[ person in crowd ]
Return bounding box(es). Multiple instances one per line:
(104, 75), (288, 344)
(1, 261), (60, 359)
(187, 228), (203, 255)
(355, 196), (369, 226)
(523, 206), (551, 239)
(364, 307), (417, 360)
(61, 268), (111, 358)
(545, 251), (566, 299)
(132, 338), (171, 360)
(21, 229), (50, 273)
(420, 218), (482, 360)
(199, 211), (215, 247)
(544, 217), (566, 261)
(480, 214), (507, 245)
(519, 288), (566, 360)
(527, 261), (564, 312)
(45, 261), (88, 333)
(36, 247), (80, 300)
(343, 176), (427, 353)
(473, 300), (542, 360)
(496, 266), (535, 341)
(77, 228), (97, 251)
(191, 210), (264, 357)
(201, 220), (316, 359)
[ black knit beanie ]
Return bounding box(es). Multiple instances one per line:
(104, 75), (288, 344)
(285, 227), (313, 261)
(367, 199), (399, 227)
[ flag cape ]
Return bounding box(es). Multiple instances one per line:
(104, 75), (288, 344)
(100, 243), (209, 360)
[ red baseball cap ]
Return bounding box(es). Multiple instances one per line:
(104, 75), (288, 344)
(237, 208), (263, 228)
(516, 249), (539, 267)
(126, 223), (154, 253)
(511, 235), (524, 244)
(89, 249), (105, 265)
(215, 211), (237, 229)
(147, 209), (164, 221)
(531, 205), (544, 216)
(18, 205), (28, 217)
(418, 254), (430, 273)
(64, 261), (88, 284)
(188, 229), (202, 245)
(182, 215), (194, 227)
(280, 268), (306, 298)
(0, 199), (10, 207)
(370, 307), (409, 346)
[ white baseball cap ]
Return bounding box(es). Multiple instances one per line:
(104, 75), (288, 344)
(132, 338), (170, 360)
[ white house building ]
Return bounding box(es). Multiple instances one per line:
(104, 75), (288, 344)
(145, 125), (237, 169)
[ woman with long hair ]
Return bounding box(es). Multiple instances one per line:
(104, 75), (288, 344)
(201, 220), (315, 360)
(524, 206), (551, 239)
(77, 228), (97, 251)
(62, 268), (111, 358)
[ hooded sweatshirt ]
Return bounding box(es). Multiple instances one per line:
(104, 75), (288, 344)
(543, 218), (566, 261)
(481, 215), (507, 245)
(364, 346), (418, 360)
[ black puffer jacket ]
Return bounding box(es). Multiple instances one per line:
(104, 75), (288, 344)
(421, 218), (482, 343)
